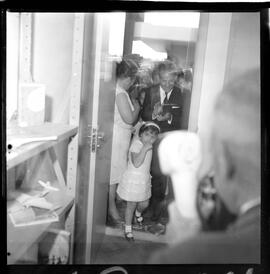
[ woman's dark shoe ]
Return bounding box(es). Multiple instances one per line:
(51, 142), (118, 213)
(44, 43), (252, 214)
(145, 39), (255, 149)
(124, 231), (134, 241)
(107, 215), (124, 228)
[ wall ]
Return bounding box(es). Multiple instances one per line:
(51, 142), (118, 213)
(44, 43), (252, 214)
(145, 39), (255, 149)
(168, 41), (196, 69)
(32, 13), (74, 123)
(193, 12), (260, 136)
(6, 12), (20, 122)
(31, 13), (76, 177)
(224, 12), (260, 85)
(189, 13), (232, 135)
(189, 12), (260, 176)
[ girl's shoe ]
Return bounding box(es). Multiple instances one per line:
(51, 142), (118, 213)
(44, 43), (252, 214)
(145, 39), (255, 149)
(124, 231), (134, 241)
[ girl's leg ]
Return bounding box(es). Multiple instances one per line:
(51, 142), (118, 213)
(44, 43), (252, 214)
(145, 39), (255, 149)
(108, 184), (121, 220)
(135, 200), (149, 224)
(125, 201), (137, 226)
(125, 201), (137, 240)
(137, 199), (150, 213)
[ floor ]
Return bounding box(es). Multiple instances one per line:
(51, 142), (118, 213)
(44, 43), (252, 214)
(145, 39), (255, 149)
(93, 199), (169, 264)
(94, 228), (167, 264)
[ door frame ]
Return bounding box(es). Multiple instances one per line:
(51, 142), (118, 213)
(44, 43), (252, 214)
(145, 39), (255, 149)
(84, 13), (104, 264)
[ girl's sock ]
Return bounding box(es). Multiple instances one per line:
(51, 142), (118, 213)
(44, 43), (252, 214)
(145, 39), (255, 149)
(124, 224), (134, 241)
(125, 225), (132, 233)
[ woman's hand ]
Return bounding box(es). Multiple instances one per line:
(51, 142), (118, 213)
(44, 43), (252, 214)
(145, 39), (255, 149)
(131, 98), (141, 110)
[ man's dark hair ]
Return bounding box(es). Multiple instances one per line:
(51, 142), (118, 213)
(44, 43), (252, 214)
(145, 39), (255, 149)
(158, 60), (178, 76)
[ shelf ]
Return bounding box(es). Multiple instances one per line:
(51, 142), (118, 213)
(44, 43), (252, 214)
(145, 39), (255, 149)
(7, 123), (78, 170)
(7, 187), (74, 264)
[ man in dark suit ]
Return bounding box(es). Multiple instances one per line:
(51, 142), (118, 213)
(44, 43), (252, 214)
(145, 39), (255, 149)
(141, 60), (184, 226)
(149, 68), (260, 263)
(177, 69), (192, 130)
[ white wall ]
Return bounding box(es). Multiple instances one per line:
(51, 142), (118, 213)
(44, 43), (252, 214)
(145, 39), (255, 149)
(191, 12), (260, 136)
(189, 12), (260, 175)
(189, 13), (232, 135)
(197, 13), (232, 135)
(6, 12), (20, 122)
(32, 13), (74, 123)
(31, 13), (76, 176)
(224, 12), (260, 85)
(188, 13), (232, 175)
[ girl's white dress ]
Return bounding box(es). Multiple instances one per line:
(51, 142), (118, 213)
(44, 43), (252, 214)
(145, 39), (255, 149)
(110, 84), (134, 185)
(117, 137), (152, 202)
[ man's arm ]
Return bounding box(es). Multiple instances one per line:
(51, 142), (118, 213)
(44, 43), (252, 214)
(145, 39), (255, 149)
(169, 88), (183, 130)
(180, 89), (191, 130)
(140, 88), (154, 122)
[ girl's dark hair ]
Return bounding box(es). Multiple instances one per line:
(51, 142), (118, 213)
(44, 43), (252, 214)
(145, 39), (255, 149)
(139, 122), (160, 136)
(116, 59), (138, 79)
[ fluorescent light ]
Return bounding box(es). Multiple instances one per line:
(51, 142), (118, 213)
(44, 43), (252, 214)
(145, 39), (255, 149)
(132, 40), (167, 61)
(144, 12), (200, 28)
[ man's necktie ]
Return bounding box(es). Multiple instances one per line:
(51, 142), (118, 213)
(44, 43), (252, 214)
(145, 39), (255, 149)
(163, 93), (169, 104)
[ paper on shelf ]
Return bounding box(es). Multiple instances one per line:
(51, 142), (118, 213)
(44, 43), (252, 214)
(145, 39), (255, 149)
(23, 197), (54, 210)
(14, 192), (54, 210)
(8, 207), (59, 227)
(15, 193), (34, 204)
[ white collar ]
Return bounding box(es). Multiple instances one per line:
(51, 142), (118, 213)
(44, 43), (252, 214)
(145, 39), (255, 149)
(159, 86), (173, 101)
(239, 197), (260, 215)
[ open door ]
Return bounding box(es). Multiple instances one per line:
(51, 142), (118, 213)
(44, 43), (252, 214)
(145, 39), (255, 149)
(73, 13), (124, 264)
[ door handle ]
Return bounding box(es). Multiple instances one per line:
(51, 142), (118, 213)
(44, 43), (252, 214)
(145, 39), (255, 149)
(97, 132), (105, 141)
(97, 131), (105, 149)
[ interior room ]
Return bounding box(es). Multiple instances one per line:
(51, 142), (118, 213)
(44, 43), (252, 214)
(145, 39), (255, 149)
(6, 11), (261, 265)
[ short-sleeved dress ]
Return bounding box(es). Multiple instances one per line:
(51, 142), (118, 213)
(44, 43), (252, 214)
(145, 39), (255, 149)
(110, 84), (134, 185)
(117, 137), (152, 202)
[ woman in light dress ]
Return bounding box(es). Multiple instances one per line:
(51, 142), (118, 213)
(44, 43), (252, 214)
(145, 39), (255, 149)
(108, 59), (141, 226)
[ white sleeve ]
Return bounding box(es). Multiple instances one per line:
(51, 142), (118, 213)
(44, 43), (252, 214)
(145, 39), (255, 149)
(130, 138), (143, 153)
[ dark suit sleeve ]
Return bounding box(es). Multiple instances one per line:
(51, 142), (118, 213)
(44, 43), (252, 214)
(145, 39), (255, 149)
(140, 87), (153, 122)
(181, 89), (191, 130)
(170, 88), (183, 130)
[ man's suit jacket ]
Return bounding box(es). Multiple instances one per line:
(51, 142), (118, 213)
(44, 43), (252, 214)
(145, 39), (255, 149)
(141, 84), (184, 133)
(181, 88), (191, 130)
(140, 84), (184, 177)
(148, 205), (260, 264)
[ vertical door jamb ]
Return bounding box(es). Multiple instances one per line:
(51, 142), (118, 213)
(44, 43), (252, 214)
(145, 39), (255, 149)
(66, 13), (85, 264)
(84, 13), (104, 264)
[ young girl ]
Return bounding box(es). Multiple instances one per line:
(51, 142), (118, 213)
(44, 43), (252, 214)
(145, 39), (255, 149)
(117, 122), (160, 241)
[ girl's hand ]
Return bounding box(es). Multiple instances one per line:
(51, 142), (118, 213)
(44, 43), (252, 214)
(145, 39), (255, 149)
(143, 142), (153, 152)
